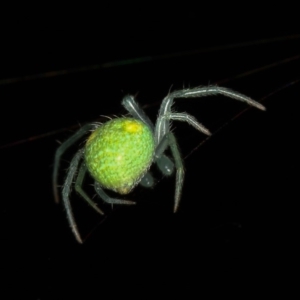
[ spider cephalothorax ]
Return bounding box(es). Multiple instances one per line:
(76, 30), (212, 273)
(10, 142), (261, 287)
(53, 86), (265, 243)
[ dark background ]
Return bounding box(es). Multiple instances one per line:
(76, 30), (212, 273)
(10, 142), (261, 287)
(1, 10), (299, 298)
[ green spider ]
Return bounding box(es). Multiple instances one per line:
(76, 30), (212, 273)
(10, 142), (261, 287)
(53, 86), (265, 243)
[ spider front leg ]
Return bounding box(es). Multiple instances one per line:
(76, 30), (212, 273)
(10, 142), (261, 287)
(155, 86), (266, 144)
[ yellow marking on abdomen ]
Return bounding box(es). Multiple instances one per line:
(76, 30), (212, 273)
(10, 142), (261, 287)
(123, 120), (143, 133)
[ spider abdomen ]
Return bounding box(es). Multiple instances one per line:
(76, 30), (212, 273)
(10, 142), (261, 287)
(85, 118), (155, 194)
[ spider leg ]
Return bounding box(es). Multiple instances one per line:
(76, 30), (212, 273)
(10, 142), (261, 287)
(94, 182), (136, 205)
(155, 133), (184, 212)
(62, 148), (85, 244)
(168, 133), (184, 213)
(53, 123), (96, 203)
(122, 95), (154, 130)
(155, 86), (266, 144)
(167, 113), (211, 135)
(75, 163), (105, 215)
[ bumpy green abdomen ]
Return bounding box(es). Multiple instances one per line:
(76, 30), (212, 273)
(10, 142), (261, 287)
(85, 118), (155, 194)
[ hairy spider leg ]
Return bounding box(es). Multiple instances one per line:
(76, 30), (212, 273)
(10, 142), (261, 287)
(62, 148), (85, 243)
(53, 123), (95, 203)
(122, 95), (154, 130)
(154, 132), (185, 212)
(155, 86), (266, 145)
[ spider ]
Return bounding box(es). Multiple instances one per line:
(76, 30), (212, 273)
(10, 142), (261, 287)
(53, 86), (265, 243)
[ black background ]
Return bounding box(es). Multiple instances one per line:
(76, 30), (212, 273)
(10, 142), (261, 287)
(1, 9), (299, 298)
